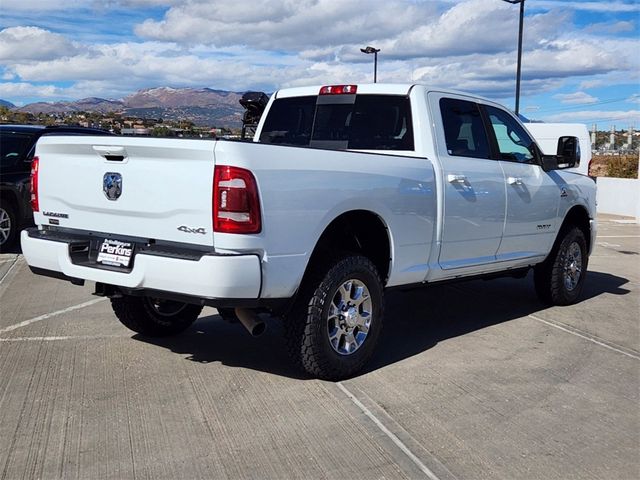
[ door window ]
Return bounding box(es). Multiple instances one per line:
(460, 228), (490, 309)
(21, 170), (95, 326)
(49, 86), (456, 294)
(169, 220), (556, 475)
(439, 98), (490, 159)
(485, 106), (535, 163)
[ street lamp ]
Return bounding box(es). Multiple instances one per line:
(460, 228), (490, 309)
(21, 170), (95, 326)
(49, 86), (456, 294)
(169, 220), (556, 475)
(360, 46), (380, 83)
(502, 0), (525, 116)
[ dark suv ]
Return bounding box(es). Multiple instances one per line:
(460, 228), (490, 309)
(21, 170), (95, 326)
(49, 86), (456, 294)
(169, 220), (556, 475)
(0, 125), (113, 251)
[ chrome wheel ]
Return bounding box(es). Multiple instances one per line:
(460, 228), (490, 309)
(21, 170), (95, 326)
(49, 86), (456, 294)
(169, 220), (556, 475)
(327, 279), (372, 355)
(563, 241), (582, 292)
(146, 297), (189, 317)
(0, 207), (11, 246)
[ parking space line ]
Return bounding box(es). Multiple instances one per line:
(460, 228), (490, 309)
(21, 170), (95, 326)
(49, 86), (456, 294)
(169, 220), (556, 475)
(0, 334), (129, 342)
(0, 298), (107, 334)
(0, 334), (128, 342)
(529, 314), (640, 360)
(336, 381), (442, 480)
(0, 256), (20, 285)
(597, 235), (640, 238)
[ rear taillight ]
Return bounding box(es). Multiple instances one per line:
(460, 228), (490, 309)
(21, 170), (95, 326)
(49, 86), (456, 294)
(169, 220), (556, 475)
(30, 156), (39, 212)
(213, 165), (261, 234)
(319, 85), (357, 95)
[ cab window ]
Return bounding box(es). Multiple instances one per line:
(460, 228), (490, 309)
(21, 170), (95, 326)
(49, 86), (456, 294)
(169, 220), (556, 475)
(439, 98), (490, 159)
(259, 94), (414, 150)
(485, 105), (535, 163)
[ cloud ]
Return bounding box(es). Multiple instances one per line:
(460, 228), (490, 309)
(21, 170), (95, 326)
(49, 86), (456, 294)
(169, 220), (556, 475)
(554, 92), (599, 105)
(543, 110), (640, 125)
(532, 1), (640, 13)
(0, 27), (79, 61)
(0, 81), (67, 99)
(1, 0), (177, 11)
(584, 21), (636, 34)
(135, 0), (435, 50)
(0, 0), (638, 111)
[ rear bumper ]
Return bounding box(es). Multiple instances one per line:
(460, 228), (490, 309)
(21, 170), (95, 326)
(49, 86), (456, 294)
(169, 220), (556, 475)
(21, 229), (262, 300)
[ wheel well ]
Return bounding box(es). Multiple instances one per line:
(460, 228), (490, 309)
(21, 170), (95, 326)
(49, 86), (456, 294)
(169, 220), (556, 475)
(559, 205), (591, 252)
(0, 191), (19, 215)
(308, 211), (391, 284)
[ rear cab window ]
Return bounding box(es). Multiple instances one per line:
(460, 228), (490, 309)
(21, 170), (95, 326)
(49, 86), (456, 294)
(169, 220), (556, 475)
(259, 94), (414, 151)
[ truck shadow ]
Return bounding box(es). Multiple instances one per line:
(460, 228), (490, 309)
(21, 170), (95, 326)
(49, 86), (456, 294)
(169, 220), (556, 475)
(135, 270), (631, 380)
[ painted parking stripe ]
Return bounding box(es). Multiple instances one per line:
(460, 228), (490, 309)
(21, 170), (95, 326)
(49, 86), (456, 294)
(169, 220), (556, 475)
(0, 257), (20, 285)
(0, 334), (128, 342)
(336, 382), (442, 480)
(0, 298), (107, 334)
(529, 314), (640, 360)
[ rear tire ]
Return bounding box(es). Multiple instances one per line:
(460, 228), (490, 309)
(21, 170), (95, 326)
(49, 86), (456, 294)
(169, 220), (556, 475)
(284, 254), (384, 380)
(111, 295), (202, 336)
(0, 202), (18, 252)
(534, 227), (588, 306)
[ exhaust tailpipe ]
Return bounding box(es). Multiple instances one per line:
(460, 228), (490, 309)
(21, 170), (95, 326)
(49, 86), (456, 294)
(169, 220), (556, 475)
(234, 308), (266, 337)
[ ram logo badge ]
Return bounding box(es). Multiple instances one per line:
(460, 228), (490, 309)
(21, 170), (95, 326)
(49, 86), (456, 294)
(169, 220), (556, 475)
(178, 226), (207, 235)
(103, 173), (122, 201)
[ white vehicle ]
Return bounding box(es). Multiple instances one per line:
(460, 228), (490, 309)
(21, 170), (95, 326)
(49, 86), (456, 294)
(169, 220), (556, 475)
(524, 123), (592, 176)
(22, 84), (597, 380)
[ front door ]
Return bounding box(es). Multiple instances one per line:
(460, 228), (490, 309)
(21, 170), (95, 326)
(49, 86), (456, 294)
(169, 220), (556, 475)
(483, 105), (560, 260)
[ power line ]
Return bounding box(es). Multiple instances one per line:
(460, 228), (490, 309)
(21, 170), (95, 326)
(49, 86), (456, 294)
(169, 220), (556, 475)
(535, 96), (633, 114)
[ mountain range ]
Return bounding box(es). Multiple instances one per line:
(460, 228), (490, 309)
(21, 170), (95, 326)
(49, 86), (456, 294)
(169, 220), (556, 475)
(1, 87), (248, 127)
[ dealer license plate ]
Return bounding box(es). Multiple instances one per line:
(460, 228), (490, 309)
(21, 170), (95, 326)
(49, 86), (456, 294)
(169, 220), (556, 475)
(96, 239), (134, 268)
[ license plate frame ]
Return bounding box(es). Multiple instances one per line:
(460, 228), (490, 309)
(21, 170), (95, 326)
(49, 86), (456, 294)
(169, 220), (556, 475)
(96, 239), (135, 268)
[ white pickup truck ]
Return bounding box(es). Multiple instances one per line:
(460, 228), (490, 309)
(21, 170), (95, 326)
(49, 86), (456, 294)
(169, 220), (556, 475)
(22, 83), (596, 380)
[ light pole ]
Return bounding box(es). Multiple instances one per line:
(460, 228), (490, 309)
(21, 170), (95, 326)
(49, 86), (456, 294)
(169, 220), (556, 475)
(360, 46), (380, 83)
(502, 0), (525, 115)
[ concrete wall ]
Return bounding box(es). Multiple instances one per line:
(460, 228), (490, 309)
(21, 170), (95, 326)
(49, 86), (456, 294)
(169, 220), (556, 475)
(596, 177), (640, 222)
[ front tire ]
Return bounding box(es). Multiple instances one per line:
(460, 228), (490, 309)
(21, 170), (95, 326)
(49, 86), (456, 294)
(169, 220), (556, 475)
(284, 255), (384, 380)
(534, 227), (588, 305)
(111, 295), (202, 336)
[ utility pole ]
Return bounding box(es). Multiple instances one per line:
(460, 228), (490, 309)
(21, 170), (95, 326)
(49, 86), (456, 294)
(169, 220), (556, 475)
(502, 0), (525, 115)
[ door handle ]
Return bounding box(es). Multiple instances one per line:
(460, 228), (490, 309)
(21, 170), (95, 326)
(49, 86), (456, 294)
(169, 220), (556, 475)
(508, 176), (523, 185)
(447, 174), (467, 184)
(93, 145), (127, 161)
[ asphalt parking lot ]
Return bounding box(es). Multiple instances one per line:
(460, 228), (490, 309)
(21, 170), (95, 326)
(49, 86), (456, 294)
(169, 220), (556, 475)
(1, 215), (638, 480)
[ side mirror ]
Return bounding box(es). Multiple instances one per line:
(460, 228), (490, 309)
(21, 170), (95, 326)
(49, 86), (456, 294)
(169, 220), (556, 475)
(540, 136), (580, 172)
(556, 136), (580, 168)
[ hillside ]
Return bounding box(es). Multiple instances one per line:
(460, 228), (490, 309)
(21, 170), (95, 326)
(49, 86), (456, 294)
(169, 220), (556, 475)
(3, 87), (248, 127)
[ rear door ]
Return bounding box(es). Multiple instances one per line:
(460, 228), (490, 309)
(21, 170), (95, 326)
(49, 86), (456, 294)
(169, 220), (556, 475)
(430, 94), (506, 270)
(35, 136), (216, 246)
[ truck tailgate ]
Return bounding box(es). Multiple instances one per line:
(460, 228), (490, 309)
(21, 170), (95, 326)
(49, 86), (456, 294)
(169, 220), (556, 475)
(34, 136), (216, 246)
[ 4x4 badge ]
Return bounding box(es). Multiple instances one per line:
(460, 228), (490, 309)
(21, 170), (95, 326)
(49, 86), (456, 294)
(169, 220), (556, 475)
(103, 172), (122, 201)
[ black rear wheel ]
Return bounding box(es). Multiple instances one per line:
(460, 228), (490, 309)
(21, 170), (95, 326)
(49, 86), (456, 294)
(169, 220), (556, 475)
(284, 254), (384, 380)
(111, 294), (202, 336)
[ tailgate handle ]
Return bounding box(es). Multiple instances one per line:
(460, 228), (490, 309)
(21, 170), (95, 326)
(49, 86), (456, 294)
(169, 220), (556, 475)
(93, 146), (127, 162)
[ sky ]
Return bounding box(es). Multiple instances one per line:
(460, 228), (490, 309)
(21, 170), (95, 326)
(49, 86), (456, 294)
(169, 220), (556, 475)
(0, 0), (639, 127)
